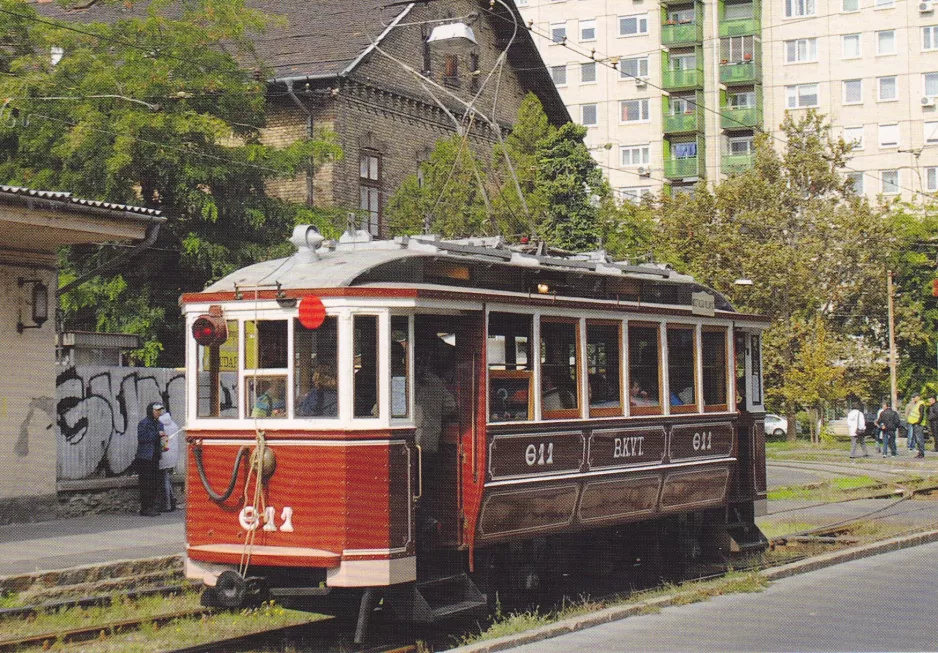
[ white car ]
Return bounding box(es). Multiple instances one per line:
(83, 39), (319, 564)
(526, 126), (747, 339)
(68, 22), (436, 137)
(764, 413), (788, 437)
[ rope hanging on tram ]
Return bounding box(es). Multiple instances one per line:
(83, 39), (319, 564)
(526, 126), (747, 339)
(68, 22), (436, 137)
(193, 443), (251, 503)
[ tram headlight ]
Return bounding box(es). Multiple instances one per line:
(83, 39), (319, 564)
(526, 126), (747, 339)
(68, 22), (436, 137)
(192, 314), (228, 347)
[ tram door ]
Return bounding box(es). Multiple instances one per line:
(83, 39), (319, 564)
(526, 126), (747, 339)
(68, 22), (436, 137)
(733, 329), (767, 503)
(413, 314), (483, 548)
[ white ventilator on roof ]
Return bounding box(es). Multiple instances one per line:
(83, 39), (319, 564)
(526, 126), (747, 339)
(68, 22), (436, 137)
(427, 22), (478, 44)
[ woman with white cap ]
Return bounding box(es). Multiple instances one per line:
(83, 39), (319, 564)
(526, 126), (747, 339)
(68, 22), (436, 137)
(158, 410), (181, 511)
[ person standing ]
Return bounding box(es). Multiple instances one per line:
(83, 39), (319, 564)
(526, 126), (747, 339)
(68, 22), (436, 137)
(875, 401), (900, 457)
(907, 393), (926, 458)
(928, 397), (938, 453)
(847, 404), (868, 458)
(136, 402), (164, 516)
(158, 410), (181, 512)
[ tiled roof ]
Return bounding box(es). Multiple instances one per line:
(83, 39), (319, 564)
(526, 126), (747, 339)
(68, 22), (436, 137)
(0, 185), (164, 218)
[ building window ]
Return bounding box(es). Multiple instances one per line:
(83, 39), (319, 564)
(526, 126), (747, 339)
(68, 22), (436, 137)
(842, 33), (861, 58)
(876, 30), (896, 55)
(874, 0), (893, 7)
(846, 172), (864, 193)
(786, 83), (819, 108)
(620, 98), (650, 122)
(785, 0), (815, 17)
(728, 135), (754, 155)
(550, 64), (567, 86)
(673, 140), (698, 159)
(882, 169), (899, 194)
(725, 1), (755, 19)
(721, 35), (755, 63)
(581, 103), (598, 126)
(927, 167), (938, 192)
(925, 72), (938, 97)
(924, 26), (938, 51)
(551, 22), (567, 43)
(785, 38), (817, 63)
(620, 56), (649, 79)
(359, 152), (381, 236)
(581, 62), (597, 83)
(729, 90), (756, 107)
(621, 144), (650, 166)
(879, 123), (899, 147)
(925, 121), (938, 144)
(843, 79), (863, 104)
(619, 187), (653, 203)
(443, 54), (459, 87)
(843, 0), (859, 11)
(619, 13), (649, 36)
(580, 18), (596, 41)
(878, 76), (897, 101)
(843, 126), (864, 149)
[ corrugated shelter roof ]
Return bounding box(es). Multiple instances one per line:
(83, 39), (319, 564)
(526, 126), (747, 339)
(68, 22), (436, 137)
(0, 184), (164, 218)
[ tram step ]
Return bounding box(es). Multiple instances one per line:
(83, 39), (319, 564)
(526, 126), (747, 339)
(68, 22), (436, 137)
(389, 572), (487, 623)
(429, 598), (489, 620)
(725, 523), (769, 554)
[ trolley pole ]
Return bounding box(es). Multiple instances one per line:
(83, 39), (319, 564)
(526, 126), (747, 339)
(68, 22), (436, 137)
(888, 271), (898, 410)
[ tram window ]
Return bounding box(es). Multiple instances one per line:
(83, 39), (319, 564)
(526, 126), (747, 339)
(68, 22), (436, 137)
(587, 322), (622, 416)
(541, 318), (580, 419)
(667, 326), (697, 414)
(354, 315), (379, 418)
(197, 319), (239, 418)
(294, 317), (338, 418)
(487, 313), (532, 371)
(247, 376), (287, 418)
(245, 320), (288, 369)
(390, 316), (410, 418)
(751, 334), (763, 405)
(628, 324), (661, 414)
(735, 332), (747, 408)
(702, 328), (728, 411)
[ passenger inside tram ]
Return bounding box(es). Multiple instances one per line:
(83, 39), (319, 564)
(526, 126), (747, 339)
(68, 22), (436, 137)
(296, 352), (338, 417)
(250, 378), (285, 417)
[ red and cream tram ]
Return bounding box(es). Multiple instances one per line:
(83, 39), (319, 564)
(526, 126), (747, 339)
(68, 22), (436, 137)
(181, 225), (769, 636)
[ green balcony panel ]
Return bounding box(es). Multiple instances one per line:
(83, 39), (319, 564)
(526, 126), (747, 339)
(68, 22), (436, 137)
(719, 18), (760, 37)
(665, 157), (701, 178)
(662, 68), (703, 90)
(723, 153), (754, 174)
(721, 105), (761, 129)
(719, 61), (760, 84)
(664, 112), (704, 134)
(661, 22), (703, 45)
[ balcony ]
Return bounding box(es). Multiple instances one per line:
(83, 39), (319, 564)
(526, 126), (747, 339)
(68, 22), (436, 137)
(664, 111), (705, 134)
(662, 66), (703, 90)
(719, 60), (760, 85)
(723, 153), (754, 174)
(721, 104), (761, 130)
(661, 21), (703, 45)
(664, 157), (701, 178)
(719, 17), (760, 37)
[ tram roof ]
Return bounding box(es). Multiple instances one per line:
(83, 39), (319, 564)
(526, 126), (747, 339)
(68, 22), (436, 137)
(192, 229), (745, 315)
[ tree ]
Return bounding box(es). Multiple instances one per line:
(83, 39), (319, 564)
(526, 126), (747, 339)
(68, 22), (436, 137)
(0, 0), (342, 365)
(653, 111), (896, 440)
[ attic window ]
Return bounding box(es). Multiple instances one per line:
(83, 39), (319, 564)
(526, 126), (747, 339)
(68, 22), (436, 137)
(443, 54), (460, 88)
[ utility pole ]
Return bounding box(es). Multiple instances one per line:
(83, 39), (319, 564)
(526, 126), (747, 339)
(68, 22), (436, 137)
(887, 270), (897, 410)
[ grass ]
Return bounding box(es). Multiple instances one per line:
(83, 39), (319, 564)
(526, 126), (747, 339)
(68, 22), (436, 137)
(457, 572), (768, 646)
(767, 475), (880, 501)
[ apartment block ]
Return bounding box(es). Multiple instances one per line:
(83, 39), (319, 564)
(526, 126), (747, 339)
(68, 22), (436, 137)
(518, 0), (938, 201)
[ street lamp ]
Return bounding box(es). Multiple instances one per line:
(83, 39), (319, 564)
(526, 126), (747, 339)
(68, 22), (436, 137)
(17, 277), (49, 333)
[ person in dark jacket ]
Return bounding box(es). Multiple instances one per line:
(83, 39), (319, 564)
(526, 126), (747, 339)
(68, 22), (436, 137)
(136, 402), (164, 516)
(875, 401), (901, 458)
(928, 397), (938, 452)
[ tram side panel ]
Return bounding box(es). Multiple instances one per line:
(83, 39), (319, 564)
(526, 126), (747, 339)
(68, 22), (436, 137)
(185, 433), (414, 587)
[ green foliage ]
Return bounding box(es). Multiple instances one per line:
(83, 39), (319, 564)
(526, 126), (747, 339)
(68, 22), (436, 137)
(0, 0), (342, 365)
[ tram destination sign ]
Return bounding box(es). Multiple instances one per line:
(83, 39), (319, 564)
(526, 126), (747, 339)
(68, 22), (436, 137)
(691, 291), (715, 316)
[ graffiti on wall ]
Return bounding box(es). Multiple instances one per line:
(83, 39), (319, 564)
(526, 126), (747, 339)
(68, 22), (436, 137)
(54, 366), (187, 480)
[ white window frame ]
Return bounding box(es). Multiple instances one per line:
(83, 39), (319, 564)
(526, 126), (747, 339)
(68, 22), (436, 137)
(581, 61), (597, 84)
(843, 79), (863, 105)
(786, 83), (819, 108)
(846, 172), (864, 193)
(878, 76), (898, 102)
(618, 187), (653, 203)
(878, 123), (899, 147)
(874, 0), (894, 8)
(925, 121), (938, 144)
(843, 126), (864, 150)
(618, 13), (649, 37)
(785, 38), (818, 63)
(580, 18), (597, 42)
(728, 135), (754, 155)
(620, 56), (650, 79)
(926, 167), (938, 192)
(620, 98), (651, 123)
(841, 34), (861, 59)
(842, 0), (860, 12)
(620, 144), (651, 166)
(924, 26), (938, 51)
(924, 72), (938, 98)
(876, 30), (896, 55)
(881, 169), (899, 194)
(785, 0), (816, 17)
(550, 22), (567, 44)
(550, 64), (568, 86)
(581, 103), (598, 126)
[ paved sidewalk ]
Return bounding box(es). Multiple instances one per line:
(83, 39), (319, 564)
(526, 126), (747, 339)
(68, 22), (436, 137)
(0, 510), (184, 578)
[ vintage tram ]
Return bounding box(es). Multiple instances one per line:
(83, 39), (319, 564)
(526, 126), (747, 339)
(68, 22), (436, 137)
(181, 225), (769, 639)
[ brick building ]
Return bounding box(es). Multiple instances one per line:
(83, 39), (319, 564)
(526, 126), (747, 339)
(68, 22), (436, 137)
(38, 0), (570, 237)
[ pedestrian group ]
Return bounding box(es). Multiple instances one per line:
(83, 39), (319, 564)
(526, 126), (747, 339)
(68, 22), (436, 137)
(135, 401), (181, 516)
(850, 394), (937, 459)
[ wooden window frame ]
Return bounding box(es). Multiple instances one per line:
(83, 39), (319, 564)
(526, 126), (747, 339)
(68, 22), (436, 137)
(702, 326), (729, 413)
(667, 324), (698, 415)
(627, 320), (663, 416)
(359, 151), (382, 237)
(489, 369), (534, 422)
(587, 319), (624, 418)
(540, 316), (582, 420)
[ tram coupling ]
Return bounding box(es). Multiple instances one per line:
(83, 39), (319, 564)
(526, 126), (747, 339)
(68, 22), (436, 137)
(201, 570), (268, 609)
